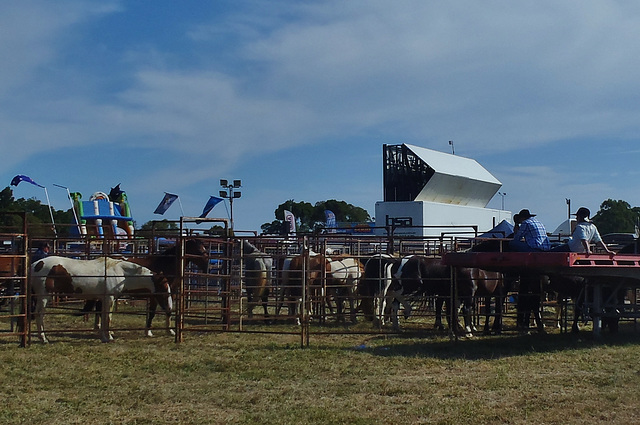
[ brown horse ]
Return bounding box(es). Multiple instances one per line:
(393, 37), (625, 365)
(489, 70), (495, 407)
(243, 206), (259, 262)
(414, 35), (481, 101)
(278, 250), (327, 325)
(0, 256), (25, 312)
(457, 267), (506, 335)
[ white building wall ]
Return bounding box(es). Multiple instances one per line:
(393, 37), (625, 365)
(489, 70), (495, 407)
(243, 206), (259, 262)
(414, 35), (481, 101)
(375, 200), (512, 237)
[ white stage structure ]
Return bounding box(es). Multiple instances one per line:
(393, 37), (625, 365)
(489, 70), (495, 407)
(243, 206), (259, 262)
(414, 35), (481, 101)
(375, 144), (511, 237)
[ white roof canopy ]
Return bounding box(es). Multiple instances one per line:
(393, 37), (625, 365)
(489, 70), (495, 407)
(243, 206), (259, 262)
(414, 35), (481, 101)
(404, 144), (502, 208)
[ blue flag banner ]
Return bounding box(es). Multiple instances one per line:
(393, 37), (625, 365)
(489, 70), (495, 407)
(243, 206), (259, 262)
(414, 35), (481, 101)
(324, 210), (337, 233)
(200, 196), (224, 218)
(10, 174), (44, 188)
(154, 193), (179, 215)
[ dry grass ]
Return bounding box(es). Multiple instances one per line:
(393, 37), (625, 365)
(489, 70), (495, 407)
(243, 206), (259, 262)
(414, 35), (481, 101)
(1, 314), (640, 425)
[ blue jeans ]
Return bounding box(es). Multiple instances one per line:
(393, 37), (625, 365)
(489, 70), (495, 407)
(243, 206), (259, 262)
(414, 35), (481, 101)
(509, 239), (546, 252)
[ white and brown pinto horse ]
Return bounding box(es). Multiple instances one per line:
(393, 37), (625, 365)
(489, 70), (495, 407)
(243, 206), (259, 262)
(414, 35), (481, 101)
(243, 240), (273, 319)
(325, 255), (364, 323)
(359, 254), (399, 327)
(79, 238), (209, 337)
(31, 256), (172, 343)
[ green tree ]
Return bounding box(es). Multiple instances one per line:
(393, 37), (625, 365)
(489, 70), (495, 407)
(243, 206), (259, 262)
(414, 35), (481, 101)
(592, 199), (640, 235)
(261, 199), (372, 235)
(139, 219), (179, 231)
(0, 186), (75, 236)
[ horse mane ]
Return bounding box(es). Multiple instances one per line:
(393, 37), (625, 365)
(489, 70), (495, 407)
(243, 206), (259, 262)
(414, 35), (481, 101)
(242, 240), (261, 255)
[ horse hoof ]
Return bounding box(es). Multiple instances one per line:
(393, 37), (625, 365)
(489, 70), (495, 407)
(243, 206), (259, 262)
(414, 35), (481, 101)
(145, 331), (154, 337)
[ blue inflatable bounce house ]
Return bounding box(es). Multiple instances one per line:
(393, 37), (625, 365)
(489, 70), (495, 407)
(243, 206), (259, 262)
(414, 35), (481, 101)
(70, 184), (134, 238)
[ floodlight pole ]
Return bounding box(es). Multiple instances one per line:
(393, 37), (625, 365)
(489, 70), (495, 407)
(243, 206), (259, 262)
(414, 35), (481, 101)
(219, 179), (242, 230)
(41, 187), (57, 236)
(498, 192), (506, 210)
(54, 184), (80, 234)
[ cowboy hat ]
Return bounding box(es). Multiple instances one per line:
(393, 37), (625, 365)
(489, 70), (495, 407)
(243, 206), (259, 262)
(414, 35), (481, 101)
(574, 207), (590, 220)
(518, 209), (536, 219)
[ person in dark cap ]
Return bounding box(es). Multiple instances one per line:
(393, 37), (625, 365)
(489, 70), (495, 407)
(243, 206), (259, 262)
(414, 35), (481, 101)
(509, 209), (551, 252)
(551, 207), (614, 255)
(31, 242), (50, 263)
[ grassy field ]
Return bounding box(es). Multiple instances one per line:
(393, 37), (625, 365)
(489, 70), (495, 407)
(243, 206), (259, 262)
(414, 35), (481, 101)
(1, 318), (640, 425)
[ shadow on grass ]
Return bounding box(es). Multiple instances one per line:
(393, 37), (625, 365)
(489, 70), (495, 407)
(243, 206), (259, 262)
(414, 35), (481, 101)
(349, 325), (640, 360)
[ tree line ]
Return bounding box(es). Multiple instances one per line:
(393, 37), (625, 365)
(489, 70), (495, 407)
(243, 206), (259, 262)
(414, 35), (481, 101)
(260, 199), (371, 235)
(1, 185), (638, 237)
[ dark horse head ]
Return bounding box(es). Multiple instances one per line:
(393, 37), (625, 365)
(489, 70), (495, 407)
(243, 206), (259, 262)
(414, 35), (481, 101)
(159, 239), (209, 275)
(109, 184), (124, 203)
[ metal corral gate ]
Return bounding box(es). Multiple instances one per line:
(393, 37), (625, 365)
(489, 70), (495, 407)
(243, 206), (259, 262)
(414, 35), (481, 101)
(174, 231), (466, 346)
(0, 213), (28, 346)
(6, 214), (481, 347)
(13, 217), (607, 346)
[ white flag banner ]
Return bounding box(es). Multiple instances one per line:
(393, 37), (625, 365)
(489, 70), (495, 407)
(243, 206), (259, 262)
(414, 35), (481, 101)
(284, 210), (296, 233)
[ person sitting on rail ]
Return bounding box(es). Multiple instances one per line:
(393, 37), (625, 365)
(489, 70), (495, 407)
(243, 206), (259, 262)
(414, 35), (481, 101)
(509, 209), (551, 252)
(550, 207), (614, 256)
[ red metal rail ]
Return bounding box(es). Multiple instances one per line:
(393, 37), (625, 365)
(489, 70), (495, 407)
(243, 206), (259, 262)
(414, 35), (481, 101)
(442, 252), (640, 279)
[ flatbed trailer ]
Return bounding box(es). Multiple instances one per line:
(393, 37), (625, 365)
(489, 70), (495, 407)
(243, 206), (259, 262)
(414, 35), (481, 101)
(442, 251), (640, 336)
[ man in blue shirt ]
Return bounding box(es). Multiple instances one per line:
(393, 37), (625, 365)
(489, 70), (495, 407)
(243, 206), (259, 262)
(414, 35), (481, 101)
(509, 209), (551, 252)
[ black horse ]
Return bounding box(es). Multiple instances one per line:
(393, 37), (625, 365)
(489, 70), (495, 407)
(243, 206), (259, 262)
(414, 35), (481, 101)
(360, 254), (505, 335)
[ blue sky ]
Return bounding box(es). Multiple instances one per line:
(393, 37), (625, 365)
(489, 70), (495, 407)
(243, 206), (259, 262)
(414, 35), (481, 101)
(2, 1), (640, 233)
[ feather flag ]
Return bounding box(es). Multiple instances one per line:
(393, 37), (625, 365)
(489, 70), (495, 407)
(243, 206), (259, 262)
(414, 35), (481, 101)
(283, 210), (296, 233)
(10, 174), (56, 235)
(153, 193), (179, 215)
(200, 196), (224, 218)
(10, 174), (44, 188)
(324, 210), (337, 233)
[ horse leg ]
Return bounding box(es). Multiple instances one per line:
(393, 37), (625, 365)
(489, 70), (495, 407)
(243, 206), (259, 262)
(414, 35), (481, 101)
(94, 299), (102, 331)
(572, 299), (582, 333)
(532, 299), (544, 333)
(390, 298), (401, 331)
(348, 285), (358, 324)
(460, 297), (474, 336)
(482, 295), (492, 335)
(100, 296), (114, 343)
(162, 295), (176, 336)
(145, 297), (159, 337)
(35, 296), (49, 344)
(434, 297), (445, 331)
(554, 293), (563, 329)
(373, 280), (391, 328)
(261, 294), (269, 320)
(492, 294), (504, 335)
(247, 289), (255, 319)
